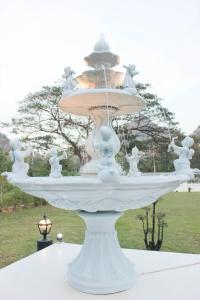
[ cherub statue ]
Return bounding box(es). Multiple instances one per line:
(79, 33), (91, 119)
(49, 148), (67, 178)
(2, 138), (33, 179)
(63, 66), (77, 94)
(168, 136), (194, 178)
(126, 146), (141, 177)
(123, 64), (139, 92)
(94, 126), (120, 182)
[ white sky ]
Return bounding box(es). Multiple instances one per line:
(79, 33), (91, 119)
(0, 0), (200, 134)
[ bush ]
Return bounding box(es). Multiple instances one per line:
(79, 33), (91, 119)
(0, 177), (45, 208)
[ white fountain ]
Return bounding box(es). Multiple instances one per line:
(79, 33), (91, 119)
(4, 35), (194, 295)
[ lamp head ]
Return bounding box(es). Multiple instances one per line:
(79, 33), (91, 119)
(38, 215), (52, 240)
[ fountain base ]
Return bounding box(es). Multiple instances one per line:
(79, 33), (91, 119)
(68, 211), (136, 294)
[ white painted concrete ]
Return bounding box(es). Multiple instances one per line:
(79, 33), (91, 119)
(0, 243), (200, 299)
(176, 182), (200, 192)
(8, 174), (189, 212)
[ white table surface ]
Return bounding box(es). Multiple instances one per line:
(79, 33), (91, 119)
(0, 243), (200, 299)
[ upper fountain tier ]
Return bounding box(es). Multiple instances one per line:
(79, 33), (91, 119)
(59, 89), (145, 117)
(59, 36), (145, 117)
(84, 34), (120, 69)
(77, 35), (122, 89)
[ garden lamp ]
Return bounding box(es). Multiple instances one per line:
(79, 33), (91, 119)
(37, 215), (53, 251)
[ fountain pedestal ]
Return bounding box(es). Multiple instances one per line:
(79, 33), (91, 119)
(7, 174), (189, 294)
(68, 211), (136, 294)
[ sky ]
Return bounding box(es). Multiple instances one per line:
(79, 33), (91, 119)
(0, 0), (200, 135)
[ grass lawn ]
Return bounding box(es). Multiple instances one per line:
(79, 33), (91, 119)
(0, 192), (200, 268)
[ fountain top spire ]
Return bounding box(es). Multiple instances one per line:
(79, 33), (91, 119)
(84, 34), (120, 69)
(93, 34), (111, 53)
(59, 35), (145, 116)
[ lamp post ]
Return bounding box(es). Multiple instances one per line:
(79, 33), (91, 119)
(37, 215), (53, 251)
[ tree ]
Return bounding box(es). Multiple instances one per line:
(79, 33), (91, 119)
(28, 153), (79, 177)
(191, 134), (200, 170)
(0, 149), (11, 174)
(115, 84), (183, 172)
(2, 83), (181, 168)
(3, 86), (91, 163)
(0, 149), (12, 207)
(136, 199), (167, 251)
(116, 83), (179, 139)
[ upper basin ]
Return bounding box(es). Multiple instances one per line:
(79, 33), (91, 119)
(9, 174), (188, 212)
(59, 88), (145, 116)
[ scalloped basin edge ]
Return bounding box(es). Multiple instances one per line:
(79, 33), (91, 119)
(8, 174), (189, 212)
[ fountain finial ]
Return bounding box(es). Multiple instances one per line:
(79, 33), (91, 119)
(94, 34), (110, 53)
(84, 35), (119, 69)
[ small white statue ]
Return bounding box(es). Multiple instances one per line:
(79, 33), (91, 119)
(168, 136), (194, 178)
(49, 148), (67, 178)
(95, 126), (120, 182)
(63, 66), (77, 94)
(2, 138), (33, 179)
(126, 146), (141, 177)
(123, 64), (139, 93)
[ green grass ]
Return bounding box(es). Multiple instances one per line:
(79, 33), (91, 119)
(0, 192), (200, 268)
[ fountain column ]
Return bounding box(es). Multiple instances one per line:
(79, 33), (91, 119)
(68, 211), (136, 294)
(80, 106), (121, 176)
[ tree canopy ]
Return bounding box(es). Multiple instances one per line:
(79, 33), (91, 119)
(3, 83), (183, 171)
(6, 86), (91, 162)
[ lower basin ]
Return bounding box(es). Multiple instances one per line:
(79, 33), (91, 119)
(8, 173), (188, 294)
(9, 173), (189, 212)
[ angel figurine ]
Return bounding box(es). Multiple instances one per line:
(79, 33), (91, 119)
(2, 138), (33, 179)
(63, 66), (77, 95)
(123, 64), (139, 93)
(94, 126), (120, 182)
(126, 146), (141, 177)
(168, 136), (194, 178)
(49, 148), (67, 178)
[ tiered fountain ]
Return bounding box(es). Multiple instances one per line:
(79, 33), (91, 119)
(4, 36), (194, 295)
